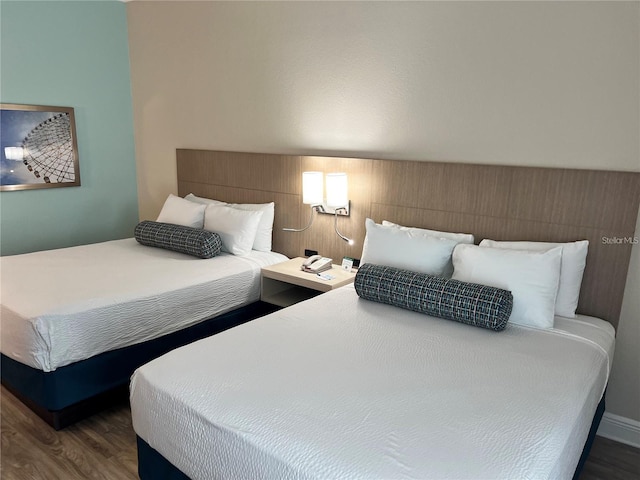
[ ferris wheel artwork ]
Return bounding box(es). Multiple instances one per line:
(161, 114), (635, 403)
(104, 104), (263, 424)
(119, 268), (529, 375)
(1, 104), (81, 191)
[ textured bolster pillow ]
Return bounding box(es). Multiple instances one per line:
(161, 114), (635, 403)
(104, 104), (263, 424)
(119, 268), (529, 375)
(134, 221), (222, 259)
(354, 263), (513, 331)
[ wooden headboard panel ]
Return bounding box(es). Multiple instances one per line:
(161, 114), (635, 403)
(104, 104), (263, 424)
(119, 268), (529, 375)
(177, 149), (640, 329)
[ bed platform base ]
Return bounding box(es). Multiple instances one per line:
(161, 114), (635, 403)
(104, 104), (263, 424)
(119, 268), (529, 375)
(138, 436), (190, 480)
(136, 394), (607, 480)
(2, 381), (130, 431)
(1, 301), (278, 430)
(572, 391), (606, 480)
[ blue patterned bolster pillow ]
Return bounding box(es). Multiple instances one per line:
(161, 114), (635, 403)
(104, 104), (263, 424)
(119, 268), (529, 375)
(354, 264), (513, 331)
(134, 221), (222, 259)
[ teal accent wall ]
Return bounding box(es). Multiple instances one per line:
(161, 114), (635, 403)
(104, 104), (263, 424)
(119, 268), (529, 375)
(0, 1), (138, 255)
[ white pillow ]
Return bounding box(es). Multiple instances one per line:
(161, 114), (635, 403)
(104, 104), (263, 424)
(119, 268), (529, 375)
(361, 219), (459, 276)
(382, 220), (475, 277)
(479, 239), (588, 318)
(452, 244), (563, 329)
(186, 195), (274, 252)
(230, 202), (275, 252)
(156, 194), (206, 229)
(184, 193), (227, 206)
(382, 220), (475, 244)
(203, 205), (263, 256)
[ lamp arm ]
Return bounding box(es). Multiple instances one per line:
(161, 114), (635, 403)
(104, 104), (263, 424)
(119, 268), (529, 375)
(334, 208), (354, 245)
(283, 204), (321, 232)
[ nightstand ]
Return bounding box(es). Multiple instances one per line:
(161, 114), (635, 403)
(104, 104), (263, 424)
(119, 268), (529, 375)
(261, 257), (356, 308)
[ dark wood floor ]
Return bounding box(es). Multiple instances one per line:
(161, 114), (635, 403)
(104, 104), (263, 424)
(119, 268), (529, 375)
(1, 385), (638, 480)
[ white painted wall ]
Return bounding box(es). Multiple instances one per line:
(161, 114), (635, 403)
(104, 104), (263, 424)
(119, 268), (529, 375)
(127, 1), (640, 423)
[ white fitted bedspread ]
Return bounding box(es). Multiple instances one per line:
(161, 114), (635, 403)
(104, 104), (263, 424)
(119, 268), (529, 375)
(131, 284), (614, 480)
(0, 239), (287, 371)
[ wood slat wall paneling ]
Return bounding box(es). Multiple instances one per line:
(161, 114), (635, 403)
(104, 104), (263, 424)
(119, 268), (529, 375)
(507, 168), (640, 231)
(176, 149), (640, 329)
(577, 232), (634, 324)
(176, 149), (301, 194)
(371, 160), (513, 217)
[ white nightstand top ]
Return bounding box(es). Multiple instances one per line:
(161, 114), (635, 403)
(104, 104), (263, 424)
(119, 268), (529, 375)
(261, 257), (356, 293)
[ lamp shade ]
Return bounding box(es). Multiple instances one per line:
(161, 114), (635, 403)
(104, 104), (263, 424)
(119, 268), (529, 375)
(326, 173), (348, 208)
(4, 147), (24, 161)
(302, 171), (323, 205)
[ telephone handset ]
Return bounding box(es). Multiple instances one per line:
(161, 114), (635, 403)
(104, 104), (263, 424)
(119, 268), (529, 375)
(301, 255), (333, 273)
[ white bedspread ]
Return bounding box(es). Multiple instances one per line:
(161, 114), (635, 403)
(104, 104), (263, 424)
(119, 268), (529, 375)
(131, 284), (614, 480)
(0, 239), (287, 372)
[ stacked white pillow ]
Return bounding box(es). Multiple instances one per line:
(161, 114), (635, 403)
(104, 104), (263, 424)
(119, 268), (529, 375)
(452, 244), (563, 329)
(381, 221), (474, 244)
(230, 203), (275, 252)
(479, 239), (588, 318)
(361, 219), (464, 277)
(378, 220), (475, 277)
(156, 194), (206, 229)
(183, 193), (226, 206)
(203, 205), (263, 256)
(184, 193), (275, 252)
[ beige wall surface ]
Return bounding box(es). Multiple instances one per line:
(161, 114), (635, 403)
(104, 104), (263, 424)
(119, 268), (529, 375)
(127, 1), (640, 422)
(606, 209), (640, 422)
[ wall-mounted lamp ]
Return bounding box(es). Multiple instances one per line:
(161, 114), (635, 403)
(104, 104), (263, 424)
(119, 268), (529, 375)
(302, 171), (323, 205)
(325, 173), (354, 245)
(326, 173), (348, 209)
(284, 171), (354, 245)
(283, 171), (324, 233)
(4, 146), (24, 161)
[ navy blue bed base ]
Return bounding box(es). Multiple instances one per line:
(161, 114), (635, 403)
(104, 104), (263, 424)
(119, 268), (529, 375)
(138, 436), (191, 480)
(137, 394), (607, 480)
(572, 391), (606, 480)
(1, 301), (277, 429)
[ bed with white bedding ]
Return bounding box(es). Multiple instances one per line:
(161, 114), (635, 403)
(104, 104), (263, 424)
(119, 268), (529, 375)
(1, 238), (286, 372)
(130, 216), (618, 480)
(131, 283), (615, 480)
(0, 237), (287, 428)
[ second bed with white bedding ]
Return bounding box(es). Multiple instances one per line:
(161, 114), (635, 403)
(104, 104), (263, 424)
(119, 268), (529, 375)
(131, 284), (615, 480)
(1, 238), (287, 372)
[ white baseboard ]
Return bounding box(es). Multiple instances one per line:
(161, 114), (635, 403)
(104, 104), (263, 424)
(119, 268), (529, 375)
(596, 412), (640, 448)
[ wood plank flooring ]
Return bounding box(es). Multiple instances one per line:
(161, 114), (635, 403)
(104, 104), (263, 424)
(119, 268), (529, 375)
(1, 386), (137, 479)
(1, 385), (638, 480)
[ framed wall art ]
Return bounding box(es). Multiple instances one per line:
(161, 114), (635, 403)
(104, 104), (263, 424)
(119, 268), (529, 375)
(1, 103), (81, 191)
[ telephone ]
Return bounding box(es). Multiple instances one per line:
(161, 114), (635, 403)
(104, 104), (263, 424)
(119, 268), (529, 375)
(301, 255), (333, 274)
